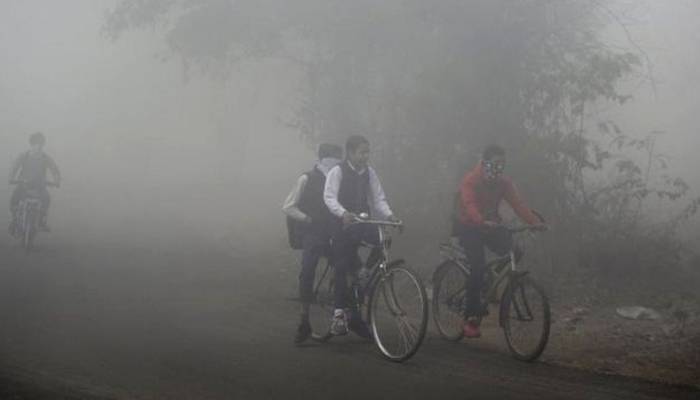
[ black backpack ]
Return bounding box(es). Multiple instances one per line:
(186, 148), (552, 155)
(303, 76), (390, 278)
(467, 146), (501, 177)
(286, 172), (312, 250)
(286, 216), (305, 250)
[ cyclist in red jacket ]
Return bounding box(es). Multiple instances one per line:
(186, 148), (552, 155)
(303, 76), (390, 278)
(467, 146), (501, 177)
(456, 145), (545, 338)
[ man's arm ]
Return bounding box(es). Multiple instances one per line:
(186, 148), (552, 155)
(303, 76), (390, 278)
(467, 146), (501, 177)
(460, 174), (486, 225)
(282, 174), (310, 222)
(503, 179), (540, 225)
(368, 167), (393, 220)
(8, 153), (24, 183)
(323, 166), (347, 218)
(46, 155), (61, 186)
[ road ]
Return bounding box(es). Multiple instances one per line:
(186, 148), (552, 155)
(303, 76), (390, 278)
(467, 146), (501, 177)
(0, 229), (697, 400)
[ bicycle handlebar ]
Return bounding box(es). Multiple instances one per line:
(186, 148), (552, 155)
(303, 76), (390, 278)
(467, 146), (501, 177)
(346, 212), (404, 228)
(351, 219), (404, 228)
(506, 225), (548, 234)
(10, 180), (58, 187)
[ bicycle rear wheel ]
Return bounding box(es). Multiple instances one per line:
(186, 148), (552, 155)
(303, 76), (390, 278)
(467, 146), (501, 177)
(309, 262), (334, 342)
(432, 260), (469, 341)
(501, 276), (551, 361)
(368, 262), (428, 362)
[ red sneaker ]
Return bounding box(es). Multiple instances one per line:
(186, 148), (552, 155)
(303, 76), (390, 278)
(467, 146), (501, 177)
(463, 320), (482, 338)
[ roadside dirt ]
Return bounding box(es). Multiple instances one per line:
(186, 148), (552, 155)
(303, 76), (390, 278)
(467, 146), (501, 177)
(542, 272), (700, 387)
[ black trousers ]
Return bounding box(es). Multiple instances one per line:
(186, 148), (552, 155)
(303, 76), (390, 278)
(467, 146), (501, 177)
(459, 226), (513, 318)
(298, 233), (331, 305)
(331, 224), (380, 309)
(11, 184), (50, 218)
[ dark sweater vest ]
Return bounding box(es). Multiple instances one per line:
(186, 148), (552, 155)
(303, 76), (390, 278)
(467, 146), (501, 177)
(298, 166), (334, 237)
(337, 161), (371, 215)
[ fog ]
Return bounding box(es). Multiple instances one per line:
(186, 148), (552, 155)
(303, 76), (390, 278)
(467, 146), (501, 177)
(609, 1), (700, 188)
(1, 1), (698, 251)
(1, 0), (313, 251)
(0, 1), (699, 396)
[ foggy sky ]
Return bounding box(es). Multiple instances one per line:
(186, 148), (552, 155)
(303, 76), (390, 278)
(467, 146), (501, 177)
(1, 0), (698, 246)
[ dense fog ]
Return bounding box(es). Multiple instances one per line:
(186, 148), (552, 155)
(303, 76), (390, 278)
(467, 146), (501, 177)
(1, 1), (698, 254)
(1, 0), (315, 251)
(1, 1), (699, 397)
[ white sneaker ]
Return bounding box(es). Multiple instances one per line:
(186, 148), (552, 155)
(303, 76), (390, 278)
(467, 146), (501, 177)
(330, 310), (348, 336)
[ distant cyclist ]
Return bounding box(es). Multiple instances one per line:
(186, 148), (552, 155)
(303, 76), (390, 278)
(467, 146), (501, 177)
(9, 132), (61, 232)
(456, 145), (545, 338)
(283, 143), (343, 344)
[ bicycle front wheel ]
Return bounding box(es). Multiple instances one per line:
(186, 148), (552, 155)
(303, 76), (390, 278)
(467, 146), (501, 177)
(368, 262), (428, 362)
(501, 276), (551, 362)
(432, 260), (469, 341)
(23, 209), (37, 253)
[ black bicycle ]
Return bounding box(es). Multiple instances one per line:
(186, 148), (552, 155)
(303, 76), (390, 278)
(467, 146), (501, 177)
(432, 220), (551, 362)
(308, 215), (429, 362)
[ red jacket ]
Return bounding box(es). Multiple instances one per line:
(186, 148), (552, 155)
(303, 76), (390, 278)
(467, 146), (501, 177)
(458, 163), (540, 226)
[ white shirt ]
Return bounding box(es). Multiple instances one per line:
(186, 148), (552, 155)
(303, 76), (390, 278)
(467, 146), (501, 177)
(282, 158), (341, 222)
(282, 174), (311, 222)
(323, 162), (393, 220)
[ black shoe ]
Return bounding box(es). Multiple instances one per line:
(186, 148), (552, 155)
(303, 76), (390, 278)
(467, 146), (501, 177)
(348, 317), (372, 340)
(294, 319), (312, 344)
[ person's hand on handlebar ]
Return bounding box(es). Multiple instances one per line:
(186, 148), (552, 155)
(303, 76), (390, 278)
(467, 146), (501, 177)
(387, 214), (404, 233)
(342, 212), (359, 226)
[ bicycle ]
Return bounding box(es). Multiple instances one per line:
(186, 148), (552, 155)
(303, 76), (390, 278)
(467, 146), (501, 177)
(9, 180), (56, 253)
(431, 220), (551, 362)
(308, 215), (429, 362)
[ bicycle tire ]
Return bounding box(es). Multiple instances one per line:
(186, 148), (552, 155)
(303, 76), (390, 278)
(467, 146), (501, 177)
(368, 261), (428, 362)
(501, 275), (551, 362)
(23, 207), (36, 253)
(431, 260), (469, 341)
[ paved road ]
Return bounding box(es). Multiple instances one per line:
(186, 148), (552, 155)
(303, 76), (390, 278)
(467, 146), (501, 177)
(0, 233), (697, 400)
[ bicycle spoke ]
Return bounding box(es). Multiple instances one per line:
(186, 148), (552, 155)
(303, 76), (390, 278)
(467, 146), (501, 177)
(512, 285), (534, 321)
(397, 315), (418, 347)
(433, 261), (468, 341)
(371, 265), (427, 361)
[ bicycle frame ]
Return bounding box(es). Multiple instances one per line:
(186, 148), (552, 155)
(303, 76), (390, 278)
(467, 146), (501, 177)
(312, 223), (400, 311)
(355, 222), (402, 290)
(439, 237), (539, 327)
(440, 223), (544, 326)
(440, 243), (516, 299)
